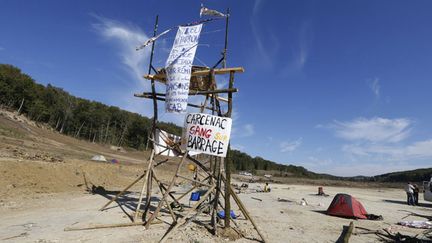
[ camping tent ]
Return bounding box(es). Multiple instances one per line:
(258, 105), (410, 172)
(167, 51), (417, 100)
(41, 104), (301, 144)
(326, 193), (368, 219)
(91, 155), (107, 162)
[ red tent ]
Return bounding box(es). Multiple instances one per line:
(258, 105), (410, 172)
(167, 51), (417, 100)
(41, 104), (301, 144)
(326, 193), (368, 219)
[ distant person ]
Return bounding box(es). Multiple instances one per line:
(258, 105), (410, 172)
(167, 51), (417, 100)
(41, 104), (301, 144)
(264, 182), (271, 192)
(405, 182), (415, 206)
(430, 175), (432, 192)
(413, 184), (420, 206)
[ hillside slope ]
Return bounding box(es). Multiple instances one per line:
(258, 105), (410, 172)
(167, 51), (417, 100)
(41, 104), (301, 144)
(0, 109), (185, 201)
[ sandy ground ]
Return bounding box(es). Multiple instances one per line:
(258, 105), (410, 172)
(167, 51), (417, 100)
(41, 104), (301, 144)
(1, 182), (432, 242)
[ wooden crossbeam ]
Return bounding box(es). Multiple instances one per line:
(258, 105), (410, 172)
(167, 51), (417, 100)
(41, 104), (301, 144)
(176, 174), (212, 187)
(143, 67), (244, 81)
(134, 88), (238, 97)
(134, 95), (215, 111)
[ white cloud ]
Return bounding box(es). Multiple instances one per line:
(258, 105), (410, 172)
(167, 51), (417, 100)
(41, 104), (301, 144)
(333, 117), (412, 143)
(243, 124), (255, 137)
(253, 0), (263, 15)
(296, 21), (312, 70)
(280, 138), (302, 152)
(250, 19), (272, 67)
(343, 139), (432, 160)
(92, 15), (149, 82)
(92, 15), (174, 121)
(322, 163), (418, 177)
(406, 140), (432, 157)
(329, 117), (432, 162)
(368, 77), (380, 98)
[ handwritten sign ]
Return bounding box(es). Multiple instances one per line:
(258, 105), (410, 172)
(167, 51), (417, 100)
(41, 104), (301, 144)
(165, 24), (202, 113)
(182, 113), (232, 157)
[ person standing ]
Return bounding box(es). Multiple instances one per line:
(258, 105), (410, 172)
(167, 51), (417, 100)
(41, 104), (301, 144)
(264, 182), (271, 192)
(405, 182), (415, 206)
(413, 184), (420, 206)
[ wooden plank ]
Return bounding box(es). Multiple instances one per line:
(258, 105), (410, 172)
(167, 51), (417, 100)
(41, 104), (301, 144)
(143, 67), (244, 81)
(228, 184), (267, 243)
(343, 222), (354, 243)
(99, 173), (146, 211)
(133, 150), (155, 221)
(64, 221), (162, 231)
(176, 174), (212, 187)
(193, 67), (244, 76)
(135, 88), (238, 97)
(134, 95), (215, 111)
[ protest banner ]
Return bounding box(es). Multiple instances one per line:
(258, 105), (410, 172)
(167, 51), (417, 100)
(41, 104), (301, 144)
(182, 113), (232, 157)
(165, 24), (202, 113)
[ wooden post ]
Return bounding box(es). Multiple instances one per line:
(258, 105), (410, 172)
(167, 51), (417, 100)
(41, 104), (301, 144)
(64, 221), (162, 231)
(224, 153), (231, 228)
(133, 150), (155, 221)
(154, 178), (177, 223)
(211, 158), (222, 235)
(160, 185), (216, 243)
(224, 70), (235, 227)
(228, 185), (267, 242)
(343, 222), (354, 243)
(145, 152), (188, 228)
(152, 172), (182, 205)
(99, 173), (146, 211)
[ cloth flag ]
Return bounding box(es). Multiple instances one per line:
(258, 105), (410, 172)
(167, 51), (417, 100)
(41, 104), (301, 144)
(200, 5), (227, 18)
(136, 29), (171, 51)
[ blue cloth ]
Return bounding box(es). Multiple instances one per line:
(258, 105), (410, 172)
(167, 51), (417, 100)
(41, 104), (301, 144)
(190, 192), (201, 201)
(217, 210), (237, 219)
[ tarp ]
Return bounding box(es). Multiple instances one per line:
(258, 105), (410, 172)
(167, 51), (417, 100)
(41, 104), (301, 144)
(154, 129), (200, 157)
(154, 129), (182, 157)
(91, 155), (107, 162)
(327, 193), (368, 219)
(398, 221), (432, 229)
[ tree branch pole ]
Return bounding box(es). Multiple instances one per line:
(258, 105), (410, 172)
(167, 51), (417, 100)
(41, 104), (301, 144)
(222, 8), (230, 69)
(99, 172), (146, 211)
(133, 150), (155, 221)
(145, 152), (189, 228)
(143, 14), (159, 222)
(135, 95), (215, 111)
(224, 73), (235, 229)
(135, 88), (238, 97)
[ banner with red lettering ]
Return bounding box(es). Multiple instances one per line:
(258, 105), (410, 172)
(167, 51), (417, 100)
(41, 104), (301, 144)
(182, 113), (232, 157)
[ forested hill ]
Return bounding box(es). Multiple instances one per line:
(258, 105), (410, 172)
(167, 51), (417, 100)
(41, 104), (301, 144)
(372, 168), (432, 183)
(0, 63), (330, 178)
(0, 64), (180, 149)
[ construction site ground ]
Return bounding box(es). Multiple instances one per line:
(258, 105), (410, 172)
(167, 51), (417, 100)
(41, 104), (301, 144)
(1, 110), (431, 243)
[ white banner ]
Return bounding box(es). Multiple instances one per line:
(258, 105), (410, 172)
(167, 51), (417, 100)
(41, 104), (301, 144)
(154, 129), (200, 157)
(182, 113), (232, 157)
(165, 24), (202, 113)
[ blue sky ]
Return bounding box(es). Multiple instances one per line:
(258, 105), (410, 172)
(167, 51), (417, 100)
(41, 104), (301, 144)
(2, 0), (432, 176)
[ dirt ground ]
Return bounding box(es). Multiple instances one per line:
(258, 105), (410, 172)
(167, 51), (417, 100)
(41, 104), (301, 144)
(1, 110), (432, 242)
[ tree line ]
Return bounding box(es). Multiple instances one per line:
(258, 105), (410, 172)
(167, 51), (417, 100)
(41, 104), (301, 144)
(0, 64), (180, 150)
